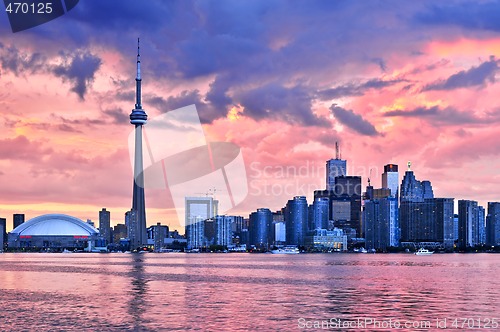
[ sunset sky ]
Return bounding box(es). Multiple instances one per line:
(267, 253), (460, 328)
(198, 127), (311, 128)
(1, 1), (499, 232)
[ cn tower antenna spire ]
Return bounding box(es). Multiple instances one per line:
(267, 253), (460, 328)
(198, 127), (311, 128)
(135, 38), (142, 109)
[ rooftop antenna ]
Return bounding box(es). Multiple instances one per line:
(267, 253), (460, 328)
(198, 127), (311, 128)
(407, 161), (411, 171)
(368, 168), (373, 187)
(335, 141), (339, 160)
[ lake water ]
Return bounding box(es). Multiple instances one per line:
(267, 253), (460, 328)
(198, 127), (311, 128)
(0, 253), (499, 331)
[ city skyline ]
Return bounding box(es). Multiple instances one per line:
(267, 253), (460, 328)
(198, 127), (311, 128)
(1, 1), (500, 230)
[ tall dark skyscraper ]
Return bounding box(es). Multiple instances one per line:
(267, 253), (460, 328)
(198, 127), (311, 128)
(129, 39), (147, 249)
(0, 217), (5, 246)
(13, 213), (25, 229)
(312, 197), (329, 230)
(486, 202), (500, 246)
(249, 208), (272, 249)
(326, 142), (347, 190)
(458, 200), (485, 248)
(99, 208), (111, 245)
(382, 164), (399, 198)
(285, 196), (308, 246)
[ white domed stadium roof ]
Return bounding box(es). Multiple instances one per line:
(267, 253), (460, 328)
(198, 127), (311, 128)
(11, 214), (99, 236)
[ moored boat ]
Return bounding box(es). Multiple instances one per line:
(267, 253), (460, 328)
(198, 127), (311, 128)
(415, 248), (434, 255)
(271, 246), (300, 254)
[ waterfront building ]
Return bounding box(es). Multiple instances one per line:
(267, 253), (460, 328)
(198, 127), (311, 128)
(398, 167), (453, 248)
(274, 221), (286, 244)
(113, 223), (127, 244)
(13, 214), (25, 229)
(185, 196), (218, 249)
(8, 214), (100, 250)
(147, 223), (169, 251)
(305, 228), (347, 251)
(230, 216), (246, 246)
(214, 215), (233, 248)
(285, 196), (308, 246)
(0, 217), (6, 245)
(186, 216), (205, 249)
(381, 164), (399, 198)
(458, 200), (485, 248)
(486, 202), (500, 246)
(479, 206), (486, 245)
(312, 197), (329, 230)
(363, 196), (399, 251)
(400, 198), (454, 247)
(125, 209), (141, 249)
(99, 208), (111, 245)
(334, 176), (362, 236)
(249, 208), (272, 249)
(129, 39), (148, 248)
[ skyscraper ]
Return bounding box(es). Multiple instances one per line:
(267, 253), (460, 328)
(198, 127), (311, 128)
(249, 208), (272, 249)
(381, 164), (399, 198)
(458, 200), (484, 248)
(125, 209), (138, 249)
(326, 142), (347, 190)
(285, 196), (308, 246)
(214, 215), (234, 248)
(312, 197), (329, 230)
(364, 196), (399, 251)
(185, 196), (218, 249)
(13, 214), (25, 229)
(400, 170), (428, 203)
(486, 202), (500, 246)
(99, 208), (111, 245)
(0, 217), (6, 245)
(129, 39), (148, 249)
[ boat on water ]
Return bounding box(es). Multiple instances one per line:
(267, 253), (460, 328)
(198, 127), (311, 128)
(415, 248), (434, 255)
(353, 247), (368, 253)
(271, 246), (300, 254)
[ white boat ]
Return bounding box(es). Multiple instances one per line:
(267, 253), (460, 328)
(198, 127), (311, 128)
(415, 248), (434, 255)
(271, 246), (300, 254)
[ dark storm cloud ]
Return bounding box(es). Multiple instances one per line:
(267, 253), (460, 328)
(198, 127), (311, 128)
(103, 108), (130, 125)
(424, 57), (499, 91)
(416, 2), (500, 32)
(384, 106), (500, 125)
(0, 44), (101, 100)
(318, 78), (406, 100)
(330, 105), (379, 136)
(384, 106), (439, 117)
(52, 51), (102, 100)
(0, 43), (46, 75)
(238, 83), (326, 127)
(147, 90), (223, 124)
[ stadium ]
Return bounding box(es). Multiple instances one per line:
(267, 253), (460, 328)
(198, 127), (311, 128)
(8, 214), (100, 251)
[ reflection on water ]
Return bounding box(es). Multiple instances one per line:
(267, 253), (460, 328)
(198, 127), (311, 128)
(128, 256), (149, 330)
(0, 253), (499, 331)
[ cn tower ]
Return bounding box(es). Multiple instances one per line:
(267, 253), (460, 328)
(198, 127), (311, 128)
(129, 38), (147, 248)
